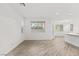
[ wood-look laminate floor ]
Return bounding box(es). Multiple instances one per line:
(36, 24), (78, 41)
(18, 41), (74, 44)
(6, 37), (79, 56)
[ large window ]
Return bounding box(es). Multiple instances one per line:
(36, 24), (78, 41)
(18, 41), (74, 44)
(31, 21), (45, 32)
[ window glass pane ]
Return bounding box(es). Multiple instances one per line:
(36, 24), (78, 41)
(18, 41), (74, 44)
(31, 21), (45, 32)
(70, 24), (73, 32)
(55, 24), (63, 32)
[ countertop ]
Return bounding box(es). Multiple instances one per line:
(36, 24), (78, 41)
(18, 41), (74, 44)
(65, 33), (79, 36)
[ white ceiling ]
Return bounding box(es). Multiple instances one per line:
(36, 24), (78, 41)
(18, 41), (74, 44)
(9, 3), (79, 20)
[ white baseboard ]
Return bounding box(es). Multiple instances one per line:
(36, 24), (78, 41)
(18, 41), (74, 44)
(1, 39), (24, 56)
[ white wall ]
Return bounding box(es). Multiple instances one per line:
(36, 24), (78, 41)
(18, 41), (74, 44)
(0, 4), (23, 55)
(71, 19), (79, 33)
(23, 18), (54, 40)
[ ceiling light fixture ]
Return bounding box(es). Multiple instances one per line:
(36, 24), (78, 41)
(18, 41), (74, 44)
(20, 3), (26, 7)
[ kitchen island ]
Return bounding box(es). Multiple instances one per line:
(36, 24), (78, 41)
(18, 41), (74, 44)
(65, 33), (79, 47)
